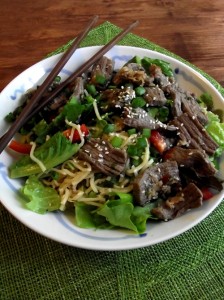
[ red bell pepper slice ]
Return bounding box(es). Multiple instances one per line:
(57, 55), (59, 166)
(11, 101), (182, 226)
(9, 140), (32, 154)
(149, 130), (167, 154)
(63, 124), (89, 143)
(200, 187), (214, 201)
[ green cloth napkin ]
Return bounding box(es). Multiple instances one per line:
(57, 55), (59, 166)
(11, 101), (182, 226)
(1, 21), (223, 300)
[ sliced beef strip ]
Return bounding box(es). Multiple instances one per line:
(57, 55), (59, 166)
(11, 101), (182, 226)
(90, 56), (114, 88)
(133, 161), (181, 206)
(41, 91), (68, 122)
(181, 96), (208, 126)
(143, 86), (167, 106)
(100, 87), (135, 110)
(113, 63), (148, 86)
(123, 107), (177, 131)
(164, 85), (208, 125)
(70, 77), (85, 102)
(78, 138), (127, 176)
(170, 113), (218, 155)
(163, 146), (217, 177)
(152, 183), (203, 220)
(149, 64), (172, 88)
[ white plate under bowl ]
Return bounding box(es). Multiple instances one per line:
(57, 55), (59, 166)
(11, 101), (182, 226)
(0, 46), (223, 251)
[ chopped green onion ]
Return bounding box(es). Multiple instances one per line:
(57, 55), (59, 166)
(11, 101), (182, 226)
(95, 74), (106, 85)
(127, 55), (142, 65)
(135, 86), (146, 96)
(142, 128), (151, 138)
(85, 95), (95, 103)
(86, 84), (97, 96)
(111, 136), (123, 148)
(148, 107), (158, 118)
(136, 137), (147, 149)
(132, 158), (140, 167)
(103, 124), (115, 133)
(127, 145), (138, 157)
(54, 76), (61, 83)
(127, 128), (136, 136)
(131, 97), (146, 108)
(157, 107), (169, 122)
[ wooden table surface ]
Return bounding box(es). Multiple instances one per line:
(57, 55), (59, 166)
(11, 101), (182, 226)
(0, 0), (223, 91)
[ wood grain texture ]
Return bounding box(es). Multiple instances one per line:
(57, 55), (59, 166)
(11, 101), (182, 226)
(0, 0), (223, 90)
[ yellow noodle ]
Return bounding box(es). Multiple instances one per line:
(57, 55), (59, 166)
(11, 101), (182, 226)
(59, 171), (90, 191)
(93, 99), (102, 120)
(65, 120), (85, 147)
(77, 196), (105, 203)
(30, 142), (47, 172)
(60, 188), (71, 210)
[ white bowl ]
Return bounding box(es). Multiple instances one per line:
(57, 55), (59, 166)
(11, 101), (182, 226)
(0, 45), (223, 251)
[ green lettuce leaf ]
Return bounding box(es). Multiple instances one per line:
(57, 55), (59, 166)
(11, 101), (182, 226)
(21, 175), (60, 214)
(75, 193), (154, 234)
(75, 203), (109, 229)
(10, 132), (79, 178)
(206, 111), (224, 150)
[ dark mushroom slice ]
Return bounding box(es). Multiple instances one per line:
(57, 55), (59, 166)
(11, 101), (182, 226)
(152, 183), (203, 221)
(78, 138), (127, 176)
(113, 63), (148, 86)
(100, 86), (135, 111)
(133, 161), (181, 206)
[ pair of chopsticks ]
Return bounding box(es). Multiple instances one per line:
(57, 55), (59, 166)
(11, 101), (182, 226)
(0, 16), (139, 154)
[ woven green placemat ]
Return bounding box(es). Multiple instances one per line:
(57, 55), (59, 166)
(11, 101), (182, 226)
(1, 21), (224, 300)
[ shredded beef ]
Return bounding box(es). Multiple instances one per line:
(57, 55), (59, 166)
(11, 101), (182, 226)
(152, 183), (203, 220)
(164, 146), (217, 177)
(181, 96), (208, 125)
(143, 86), (167, 106)
(149, 64), (172, 88)
(123, 107), (177, 131)
(133, 161), (180, 206)
(90, 56), (114, 88)
(164, 85), (208, 125)
(170, 113), (218, 155)
(70, 77), (85, 102)
(78, 138), (127, 176)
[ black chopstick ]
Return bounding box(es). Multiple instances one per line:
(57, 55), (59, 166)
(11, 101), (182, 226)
(0, 15), (98, 154)
(23, 20), (139, 125)
(0, 19), (139, 154)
